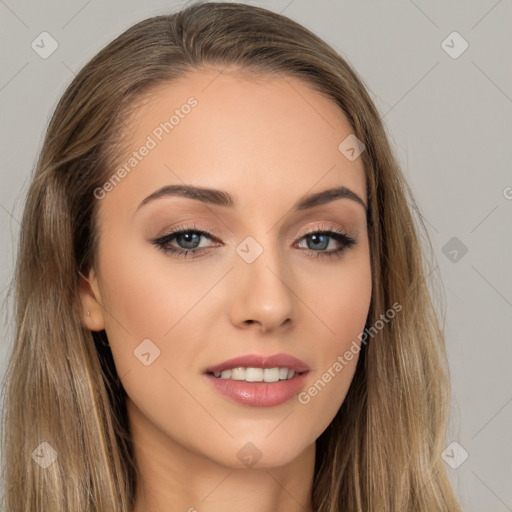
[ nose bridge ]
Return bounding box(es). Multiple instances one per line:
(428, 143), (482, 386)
(228, 233), (295, 331)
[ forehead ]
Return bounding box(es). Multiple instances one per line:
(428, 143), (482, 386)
(98, 68), (367, 219)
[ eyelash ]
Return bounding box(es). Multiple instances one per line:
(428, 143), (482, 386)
(151, 222), (357, 260)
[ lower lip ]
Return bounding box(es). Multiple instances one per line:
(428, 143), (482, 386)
(204, 372), (309, 407)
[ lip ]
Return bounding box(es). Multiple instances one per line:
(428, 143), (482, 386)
(203, 353), (311, 408)
(204, 371), (310, 407)
(204, 353), (311, 374)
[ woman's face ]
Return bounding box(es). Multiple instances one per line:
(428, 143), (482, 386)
(80, 68), (372, 469)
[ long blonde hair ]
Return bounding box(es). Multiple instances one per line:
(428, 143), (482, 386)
(1, 2), (461, 510)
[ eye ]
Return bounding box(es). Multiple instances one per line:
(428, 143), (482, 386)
(151, 223), (357, 260)
(151, 223), (219, 258)
(294, 226), (357, 259)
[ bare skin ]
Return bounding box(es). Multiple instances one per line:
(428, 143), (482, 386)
(79, 67), (372, 512)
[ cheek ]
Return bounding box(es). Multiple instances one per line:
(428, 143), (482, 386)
(95, 238), (223, 451)
(335, 242), (372, 333)
(97, 230), (221, 340)
(93, 232), (202, 378)
(295, 249), (371, 432)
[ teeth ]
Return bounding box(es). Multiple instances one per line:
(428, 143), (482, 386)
(231, 367), (245, 380)
(263, 368), (280, 382)
(279, 367), (289, 380)
(211, 367), (298, 382)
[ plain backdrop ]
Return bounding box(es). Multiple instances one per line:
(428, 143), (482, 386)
(1, 1), (511, 510)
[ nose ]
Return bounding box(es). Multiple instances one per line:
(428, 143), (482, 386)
(228, 242), (296, 334)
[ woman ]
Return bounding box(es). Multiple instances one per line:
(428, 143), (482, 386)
(1, 2), (462, 511)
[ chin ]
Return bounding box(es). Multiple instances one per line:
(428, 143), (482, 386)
(199, 435), (314, 470)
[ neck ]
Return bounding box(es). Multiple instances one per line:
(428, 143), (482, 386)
(127, 399), (315, 512)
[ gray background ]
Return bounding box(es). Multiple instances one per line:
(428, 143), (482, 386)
(1, 1), (511, 510)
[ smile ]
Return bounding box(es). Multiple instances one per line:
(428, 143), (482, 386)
(209, 367), (300, 382)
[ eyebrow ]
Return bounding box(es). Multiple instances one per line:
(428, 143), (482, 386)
(136, 184), (367, 213)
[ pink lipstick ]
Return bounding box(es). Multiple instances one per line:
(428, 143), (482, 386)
(204, 353), (310, 407)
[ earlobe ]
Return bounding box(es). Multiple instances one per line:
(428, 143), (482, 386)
(78, 269), (106, 331)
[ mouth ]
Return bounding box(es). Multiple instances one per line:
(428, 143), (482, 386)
(206, 367), (307, 382)
(203, 353), (310, 407)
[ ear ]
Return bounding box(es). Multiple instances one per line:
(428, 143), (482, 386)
(78, 268), (106, 331)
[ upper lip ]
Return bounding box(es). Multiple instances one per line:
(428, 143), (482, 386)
(205, 353), (311, 374)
